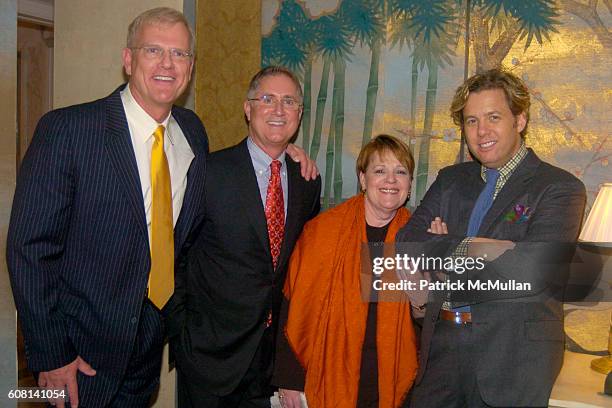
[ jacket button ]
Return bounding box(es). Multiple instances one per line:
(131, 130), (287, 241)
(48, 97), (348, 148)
(130, 317), (138, 324)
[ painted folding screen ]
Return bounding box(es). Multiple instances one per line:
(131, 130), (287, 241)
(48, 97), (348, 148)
(262, 0), (611, 213)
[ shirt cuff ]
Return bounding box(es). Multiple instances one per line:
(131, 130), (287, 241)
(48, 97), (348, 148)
(453, 237), (473, 257)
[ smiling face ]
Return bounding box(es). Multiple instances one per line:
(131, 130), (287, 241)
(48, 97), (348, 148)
(359, 150), (412, 226)
(244, 74), (303, 159)
(122, 22), (193, 122)
(463, 88), (526, 169)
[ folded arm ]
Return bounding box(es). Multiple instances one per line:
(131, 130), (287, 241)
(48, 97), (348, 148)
(458, 180), (586, 302)
(396, 171), (586, 303)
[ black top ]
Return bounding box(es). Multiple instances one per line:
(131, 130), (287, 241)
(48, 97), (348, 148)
(272, 220), (390, 408)
(358, 222), (390, 407)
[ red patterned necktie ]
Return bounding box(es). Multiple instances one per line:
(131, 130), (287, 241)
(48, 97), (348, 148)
(265, 160), (285, 269)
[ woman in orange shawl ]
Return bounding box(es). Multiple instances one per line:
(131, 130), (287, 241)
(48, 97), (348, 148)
(273, 135), (419, 408)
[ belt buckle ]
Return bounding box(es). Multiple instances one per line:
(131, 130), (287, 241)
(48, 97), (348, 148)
(441, 309), (471, 325)
(453, 312), (465, 325)
(454, 311), (471, 325)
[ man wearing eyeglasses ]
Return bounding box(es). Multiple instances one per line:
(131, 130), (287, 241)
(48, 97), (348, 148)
(169, 66), (321, 408)
(8, 8), (319, 408)
(7, 7), (206, 408)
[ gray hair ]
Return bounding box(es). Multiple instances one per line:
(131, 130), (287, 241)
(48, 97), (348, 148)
(246, 66), (303, 101)
(127, 7), (194, 53)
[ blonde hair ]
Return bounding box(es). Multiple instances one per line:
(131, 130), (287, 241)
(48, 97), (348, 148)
(127, 7), (194, 53)
(450, 68), (531, 138)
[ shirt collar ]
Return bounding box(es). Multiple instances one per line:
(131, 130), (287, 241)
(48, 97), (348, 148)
(121, 84), (175, 145)
(481, 142), (528, 183)
(247, 136), (286, 172)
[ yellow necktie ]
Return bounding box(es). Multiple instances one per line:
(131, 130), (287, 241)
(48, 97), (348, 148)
(148, 124), (174, 309)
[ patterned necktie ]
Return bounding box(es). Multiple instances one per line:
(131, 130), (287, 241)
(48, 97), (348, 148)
(148, 125), (174, 309)
(467, 168), (500, 236)
(265, 160), (285, 269)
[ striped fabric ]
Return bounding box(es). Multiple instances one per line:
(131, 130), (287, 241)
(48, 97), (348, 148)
(7, 84), (208, 407)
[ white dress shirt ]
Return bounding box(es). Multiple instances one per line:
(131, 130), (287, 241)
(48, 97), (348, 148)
(120, 85), (195, 243)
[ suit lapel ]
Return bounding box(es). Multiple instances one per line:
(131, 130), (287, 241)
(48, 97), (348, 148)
(479, 150), (540, 236)
(172, 109), (207, 253)
(234, 140), (271, 256)
(104, 86), (148, 242)
(276, 158), (302, 273)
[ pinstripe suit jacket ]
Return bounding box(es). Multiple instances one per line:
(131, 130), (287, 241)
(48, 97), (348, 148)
(7, 84), (208, 406)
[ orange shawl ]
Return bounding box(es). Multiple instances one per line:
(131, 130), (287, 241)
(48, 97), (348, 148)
(283, 194), (418, 408)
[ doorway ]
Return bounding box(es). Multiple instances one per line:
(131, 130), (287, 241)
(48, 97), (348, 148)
(16, 14), (54, 404)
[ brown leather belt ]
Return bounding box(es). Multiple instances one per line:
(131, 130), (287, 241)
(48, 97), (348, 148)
(440, 309), (472, 324)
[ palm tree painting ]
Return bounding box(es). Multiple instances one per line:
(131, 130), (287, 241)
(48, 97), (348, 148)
(315, 11), (352, 207)
(339, 0), (386, 151)
(470, 0), (561, 72)
(389, 0), (460, 204)
(262, 0), (316, 149)
(261, 0), (610, 211)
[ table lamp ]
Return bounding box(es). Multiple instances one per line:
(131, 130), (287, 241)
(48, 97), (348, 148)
(579, 182), (612, 374)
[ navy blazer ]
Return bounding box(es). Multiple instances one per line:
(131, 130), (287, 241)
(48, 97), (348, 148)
(7, 85), (208, 406)
(396, 149), (586, 406)
(170, 139), (321, 396)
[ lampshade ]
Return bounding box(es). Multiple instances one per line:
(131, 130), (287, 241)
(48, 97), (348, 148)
(579, 183), (612, 247)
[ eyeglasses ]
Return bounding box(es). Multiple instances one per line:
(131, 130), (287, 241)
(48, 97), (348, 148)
(131, 46), (193, 61)
(247, 94), (302, 111)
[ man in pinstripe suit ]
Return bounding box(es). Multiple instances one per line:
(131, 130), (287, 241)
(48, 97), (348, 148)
(7, 8), (206, 408)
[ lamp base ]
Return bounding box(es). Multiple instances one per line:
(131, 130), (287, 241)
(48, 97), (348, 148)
(591, 355), (612, 375)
